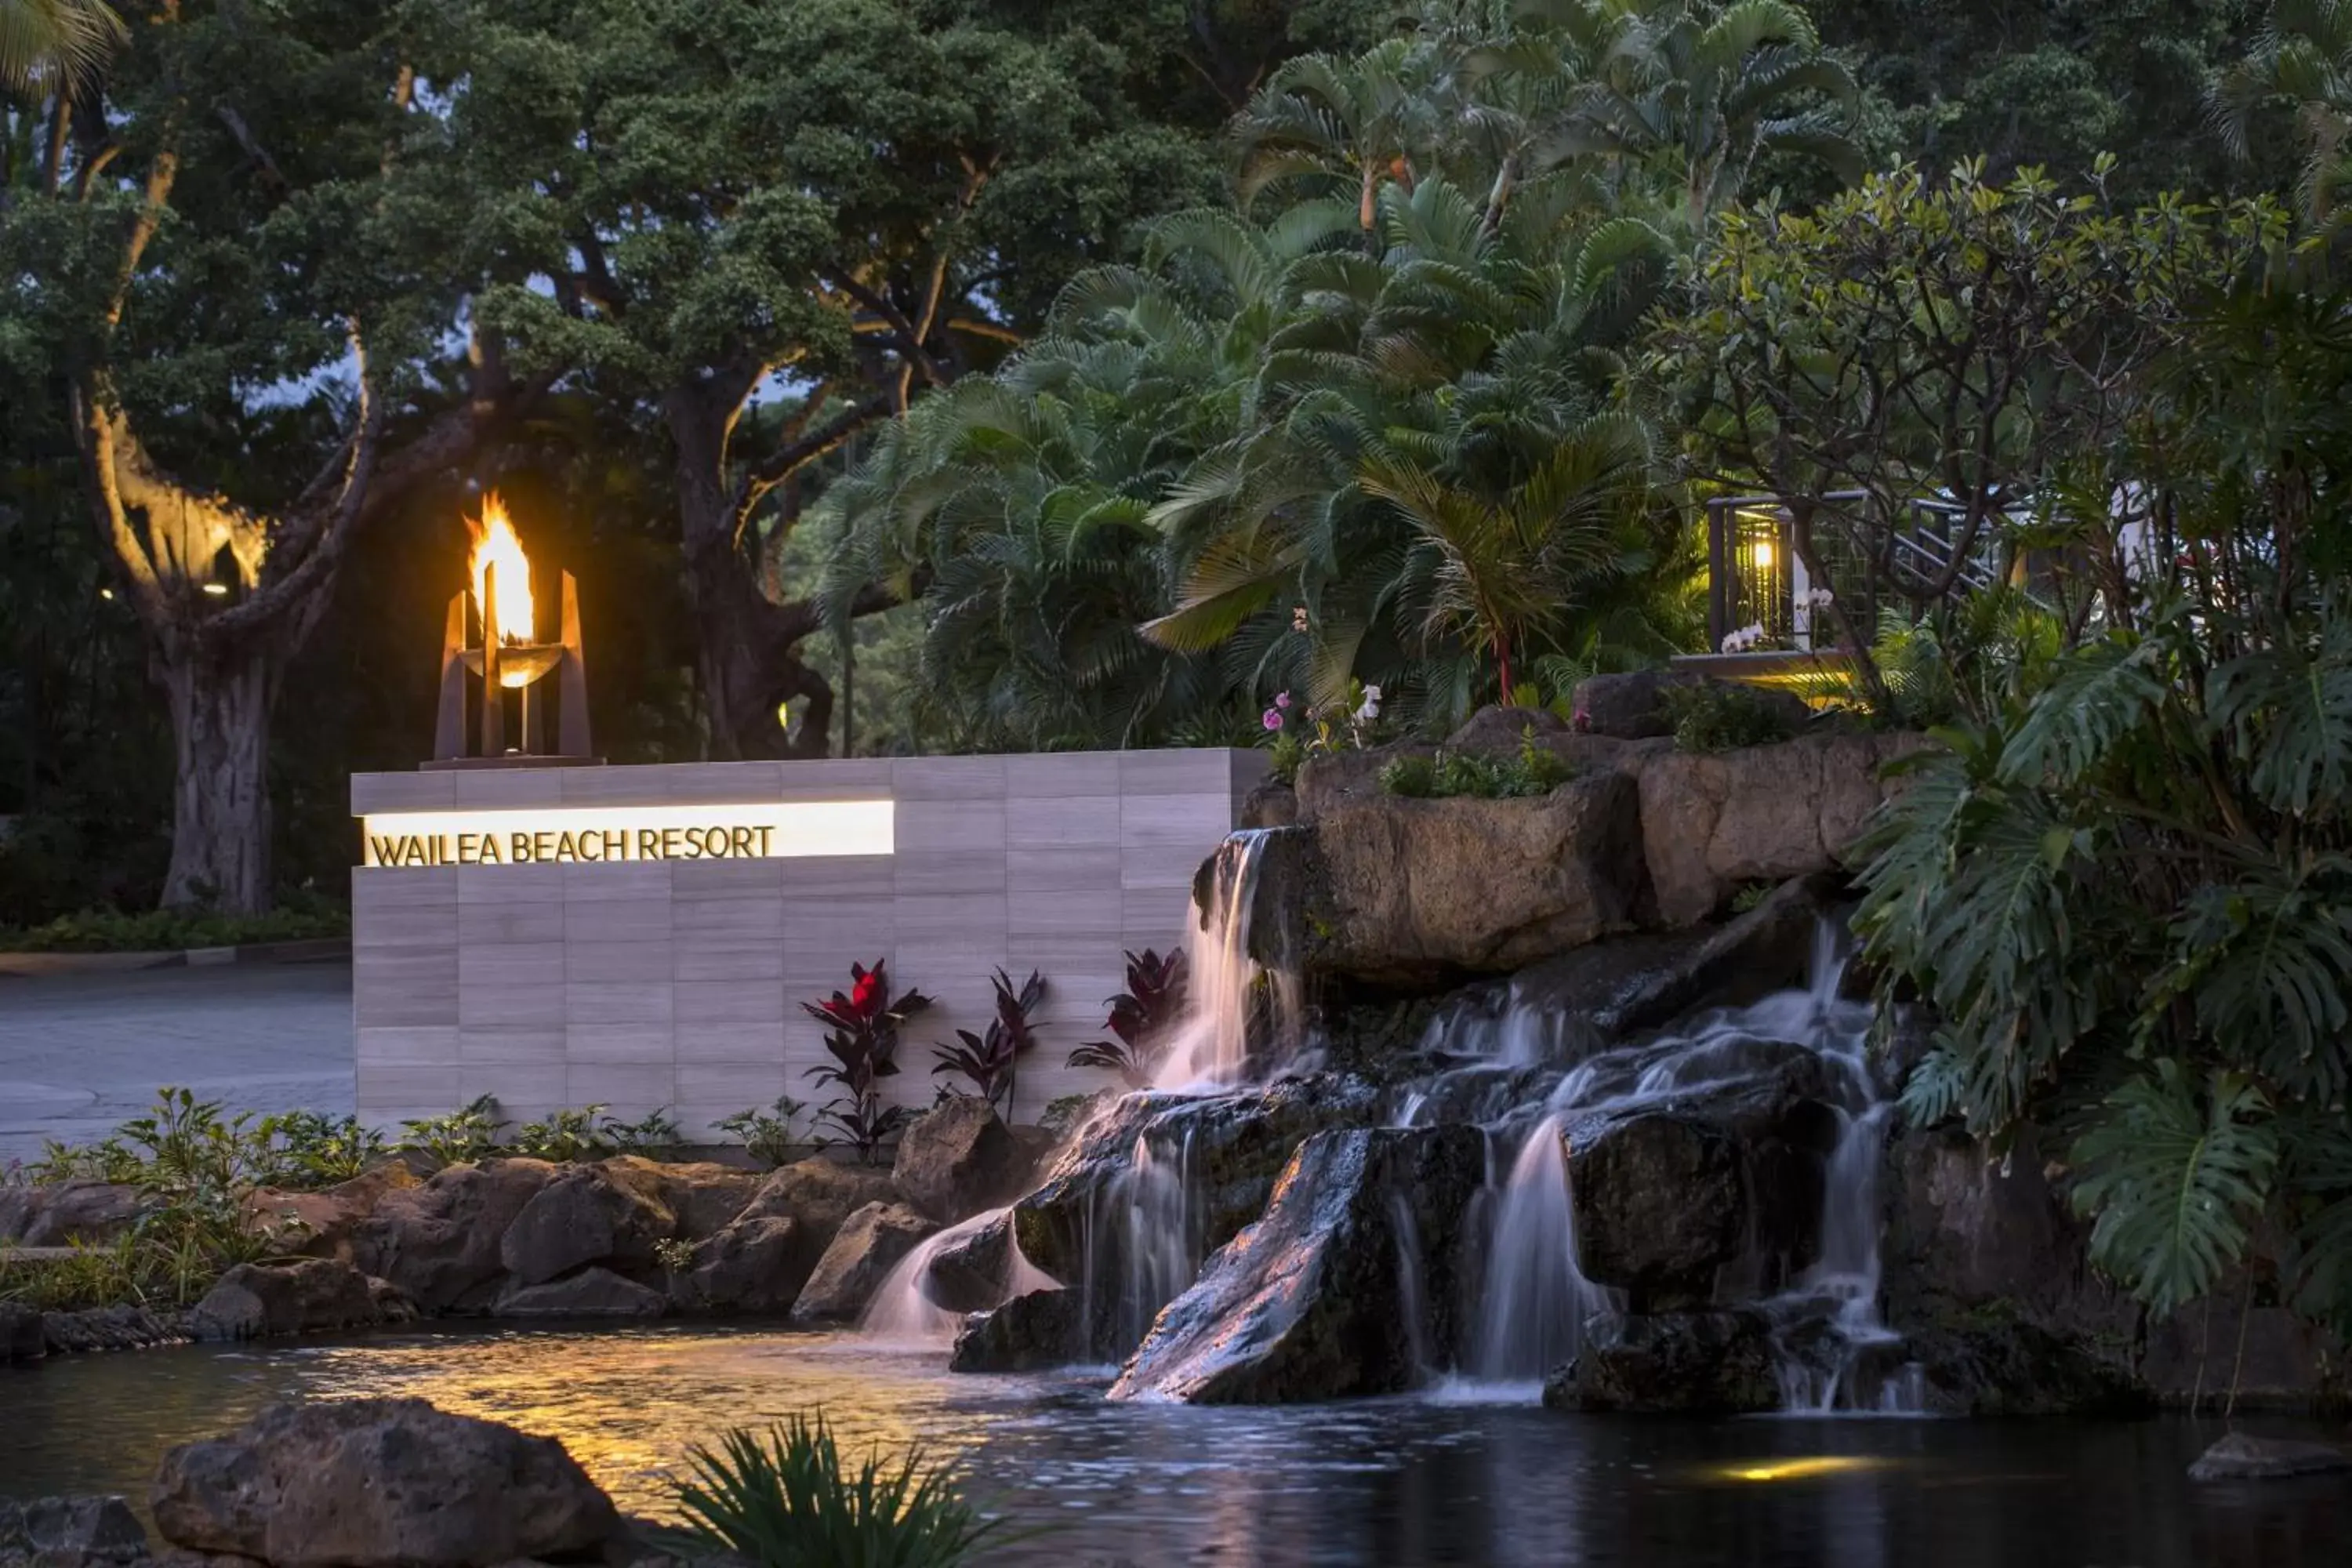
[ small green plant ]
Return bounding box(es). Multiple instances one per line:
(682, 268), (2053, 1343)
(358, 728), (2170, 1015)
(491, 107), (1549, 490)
(1377, 729), (1574, 800)
(655, 1236), (699, 1276)
(663, 1415), (1007, 1568)
(1660, 681), (1802, 752)
(1379, 753), (1438, 798)
(716, 1097), (808, 1168)
(1267, 728), (1305, 786)
(601, 1105), (683, 1158)
(397, 1095), (509, 1168)
(1730, 880), (1775, 914)
(511, 1105), (613, 1163)
(256, 1111), (387, 1188)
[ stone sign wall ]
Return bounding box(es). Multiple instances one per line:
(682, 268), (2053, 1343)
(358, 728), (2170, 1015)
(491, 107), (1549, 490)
(350, 751), (1264, 1135)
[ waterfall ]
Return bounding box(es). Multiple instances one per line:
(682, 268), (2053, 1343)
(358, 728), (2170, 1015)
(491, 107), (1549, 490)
(1154, 830), (1303, 1090)
(1076, 1131), (1200, 1359)
(1389, 1192), (1434, 1383)
(1442, 915), (1923, 1411)
(858, 1207), (1058, 1345)
(1468, 1115), (1612, 1382)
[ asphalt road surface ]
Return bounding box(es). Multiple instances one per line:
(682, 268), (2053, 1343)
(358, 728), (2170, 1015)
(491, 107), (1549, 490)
(0, 962), (354, 1163)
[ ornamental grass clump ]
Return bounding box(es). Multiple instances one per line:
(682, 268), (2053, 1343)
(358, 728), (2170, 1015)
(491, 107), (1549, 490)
(665, 1415), (1007, 1568)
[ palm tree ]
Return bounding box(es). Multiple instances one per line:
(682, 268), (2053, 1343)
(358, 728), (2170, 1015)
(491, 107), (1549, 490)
(1234, 36), (1454, 233)
(0, 0), (123, 98)
(1526, 0), (1863, 224)
(2216, 0), (2352, 227)
(1356, 412), (1656, 699)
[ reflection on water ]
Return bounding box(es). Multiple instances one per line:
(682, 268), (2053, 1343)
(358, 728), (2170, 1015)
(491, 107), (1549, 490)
(2, 1325), (2347, 1567)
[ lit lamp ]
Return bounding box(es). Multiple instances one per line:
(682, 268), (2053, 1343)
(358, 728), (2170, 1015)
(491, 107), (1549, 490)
(428, 494), (593, 767)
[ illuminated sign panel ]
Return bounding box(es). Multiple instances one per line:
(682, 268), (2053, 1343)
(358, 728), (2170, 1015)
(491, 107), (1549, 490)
(360, 800), (894, 867)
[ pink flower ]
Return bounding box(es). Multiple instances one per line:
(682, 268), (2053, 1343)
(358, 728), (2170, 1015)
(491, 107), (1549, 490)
(1263, 709), (1284, 731)
(1275, 691), (1291, 709)
(1572, 708), (1592, 734)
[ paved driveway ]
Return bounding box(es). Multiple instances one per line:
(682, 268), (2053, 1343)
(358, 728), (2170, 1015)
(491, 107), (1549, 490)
(0, 963), (354, 1162)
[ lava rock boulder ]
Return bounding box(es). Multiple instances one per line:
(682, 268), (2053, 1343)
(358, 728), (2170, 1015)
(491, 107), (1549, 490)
(150, 1397), (619, 1568)
(891, 1098), (1029, 1224)
(1111, 1125), (1486, 1403)
(1547, 1310), (1781, 1414)
(789, 1202), (938, 1322)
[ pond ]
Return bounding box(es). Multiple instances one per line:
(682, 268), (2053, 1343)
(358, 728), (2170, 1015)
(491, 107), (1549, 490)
(3, 1325), (2346, 1566)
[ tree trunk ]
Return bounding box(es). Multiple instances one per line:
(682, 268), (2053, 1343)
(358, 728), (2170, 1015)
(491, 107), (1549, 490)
(156, 634), (275, 913)
(670, 393), (836, 761)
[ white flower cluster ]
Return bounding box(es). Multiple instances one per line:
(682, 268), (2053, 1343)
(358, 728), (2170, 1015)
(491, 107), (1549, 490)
(1719, 622), (1769, 654)
(1800, 586), (1836, 610)
(1354, 684), (1383, 724)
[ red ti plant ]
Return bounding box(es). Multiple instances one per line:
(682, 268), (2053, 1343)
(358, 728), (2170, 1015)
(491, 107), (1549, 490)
(1067, 948), (1189, 1090)
(803, 960), (931, 1163)
(931, 967), (1047, 1117)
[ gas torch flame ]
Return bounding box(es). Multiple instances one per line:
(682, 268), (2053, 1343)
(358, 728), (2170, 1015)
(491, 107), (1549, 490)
(466, 493), (536, 647)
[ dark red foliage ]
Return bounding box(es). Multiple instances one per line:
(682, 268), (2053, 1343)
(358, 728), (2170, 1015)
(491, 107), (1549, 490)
(932, 967), (1048, 1114)
(1066, 947), (1189, 1090)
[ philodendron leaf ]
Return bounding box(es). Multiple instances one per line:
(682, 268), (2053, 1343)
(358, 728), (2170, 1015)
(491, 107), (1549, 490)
(2071, 1062), (2279, 1317)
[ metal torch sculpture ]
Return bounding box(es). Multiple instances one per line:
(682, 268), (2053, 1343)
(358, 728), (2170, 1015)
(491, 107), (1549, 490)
(429, 494), (592, 766)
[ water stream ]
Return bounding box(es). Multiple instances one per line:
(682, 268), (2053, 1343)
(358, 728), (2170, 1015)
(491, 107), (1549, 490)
(1152, 829), (1304, 1090)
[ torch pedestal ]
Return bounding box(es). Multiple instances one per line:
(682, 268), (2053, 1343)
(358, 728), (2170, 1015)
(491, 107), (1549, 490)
(426, 564), (601, 770)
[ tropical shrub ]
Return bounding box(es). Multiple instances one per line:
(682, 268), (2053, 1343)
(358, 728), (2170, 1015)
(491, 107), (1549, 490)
(1855, 281), (2352, 1338)
(397, 1096), (509, 1168)
(1377, 730), (1575, 798)
(806, 961), (931, 1165)
(255, 1111), (387, 1187)
(1068, 949), (1190, 1089)
(663, 1415), (1005, 1568)
(1658, 681), (1802, 752)
(931, 968), (1048, 1115)
(717, 1097), (809, 1169)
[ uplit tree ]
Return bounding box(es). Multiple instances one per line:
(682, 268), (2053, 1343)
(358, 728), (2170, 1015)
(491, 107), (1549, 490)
(9, 2), (545, 911)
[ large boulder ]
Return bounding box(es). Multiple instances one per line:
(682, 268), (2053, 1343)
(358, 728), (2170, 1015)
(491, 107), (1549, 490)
(494, 1267), (669, 1319)
(351, 1159), (559, 1312)
(1544, 1309), (1781, 1414)
(1566, 1036), (1843, 1308)
(2188, 1432), (2352, 1481)
(667, 1215), (811, 1315)
(498, 1165), (677, 1287)
(949, 1289), (1082, 1373)
(1636, 731), (1923, 927)
(1568, 1115), (1748, 1312)
(891, 1098), (1029, 1224)
(0, 1495), (148, 1566)
(599, 1157), (761, 1240)
(1011, 1076), (1383, 1359)
(789, 1202), (938, 1322)
(1413, 874), (1839, 1076)
(1111, 1126), (1486, 1403)
(735, 1158), (898, 1241)
(1895, 1318), (2154, 1416)
(150, 1398), (619, 1566)
(1308, 772), (1649, 985)
(187, 1259), (405, 1342)
(1570, 668), (1711, 739)
(16, 1183), (147, 1247)
(917, 1212), (1018, 1314)
(242, 1166), (418, 1263)
(40, 1305), (183, 1354)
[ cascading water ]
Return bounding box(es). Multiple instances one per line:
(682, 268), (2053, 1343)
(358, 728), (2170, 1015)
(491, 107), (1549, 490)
(1076, 1130), (1200, 1359)
(1469, 1114), (1612, 1382)
(859, 1207), (1058, 1345)
(1444, 916), (1923, 1412)
(1153, 829), (1305, 1090)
